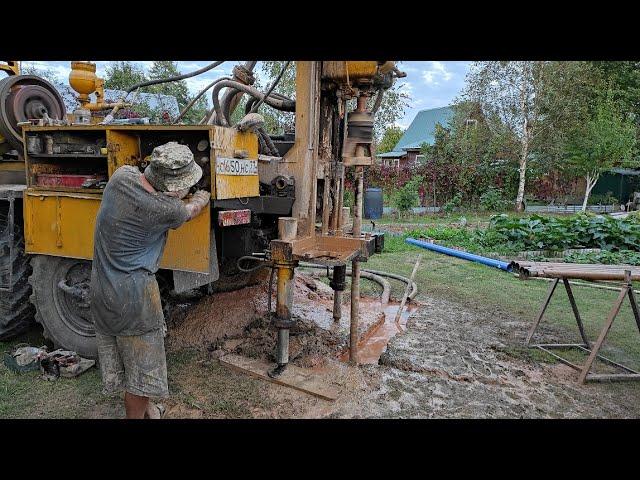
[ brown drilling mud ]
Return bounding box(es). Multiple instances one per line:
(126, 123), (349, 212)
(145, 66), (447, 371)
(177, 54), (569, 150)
(166, 271), (411, 368)
(340, 301), (418, 364)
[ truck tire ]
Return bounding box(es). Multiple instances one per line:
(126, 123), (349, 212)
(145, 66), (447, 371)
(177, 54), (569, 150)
(29, 256), (174, 359)
(29, 255), (96, 358)
(0, 209), (35, 339)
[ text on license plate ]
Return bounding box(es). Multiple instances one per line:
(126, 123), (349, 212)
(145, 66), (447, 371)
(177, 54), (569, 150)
(215, 157), (258, 176)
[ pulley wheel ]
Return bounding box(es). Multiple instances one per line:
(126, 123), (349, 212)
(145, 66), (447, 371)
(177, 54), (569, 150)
(0, 75), (66, 151)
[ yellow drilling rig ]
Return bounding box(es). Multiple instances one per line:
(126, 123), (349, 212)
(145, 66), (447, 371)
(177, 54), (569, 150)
(0, 60), (404, 372)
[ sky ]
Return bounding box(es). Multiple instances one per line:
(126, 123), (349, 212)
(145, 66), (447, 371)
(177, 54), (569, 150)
(21, 60), (471, 128)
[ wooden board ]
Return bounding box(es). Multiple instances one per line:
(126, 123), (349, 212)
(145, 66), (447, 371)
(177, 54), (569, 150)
(219, 354), (338, 401)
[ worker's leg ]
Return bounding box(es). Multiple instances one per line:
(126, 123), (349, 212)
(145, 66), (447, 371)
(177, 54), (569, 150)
(117, 329), (169, 418)
(96, 331), (127, 418)
(124, 391), (150, 419)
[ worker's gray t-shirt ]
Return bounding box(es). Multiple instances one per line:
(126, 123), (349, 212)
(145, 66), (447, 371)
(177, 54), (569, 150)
(90, 165), (189, 336)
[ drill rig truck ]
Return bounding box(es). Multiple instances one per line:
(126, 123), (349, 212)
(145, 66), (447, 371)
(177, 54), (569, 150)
(0, 60), (403, 370)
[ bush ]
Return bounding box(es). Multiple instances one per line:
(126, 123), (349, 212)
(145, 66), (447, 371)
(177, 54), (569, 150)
(479, 187), (510, 211)
(393, 176), (423, 215)
(442, 193), (462, 213)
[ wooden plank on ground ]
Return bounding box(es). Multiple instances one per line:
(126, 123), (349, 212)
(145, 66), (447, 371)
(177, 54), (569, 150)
(219, 354), (338, 401)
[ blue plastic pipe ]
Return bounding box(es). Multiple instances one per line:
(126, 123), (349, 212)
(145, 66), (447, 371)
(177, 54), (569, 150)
(405, 238), (512, 272)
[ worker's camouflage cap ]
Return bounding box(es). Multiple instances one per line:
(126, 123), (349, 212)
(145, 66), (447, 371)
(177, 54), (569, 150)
(144, 141), (203, 192)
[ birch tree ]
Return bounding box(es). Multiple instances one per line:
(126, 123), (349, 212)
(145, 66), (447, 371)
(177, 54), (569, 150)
(463, 62), (547, 211)
(566, 89), (637, 210)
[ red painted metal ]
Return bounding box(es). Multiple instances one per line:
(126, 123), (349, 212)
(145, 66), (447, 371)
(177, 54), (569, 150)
(218, 209), (251, 227)
(36, 174), (106, 188)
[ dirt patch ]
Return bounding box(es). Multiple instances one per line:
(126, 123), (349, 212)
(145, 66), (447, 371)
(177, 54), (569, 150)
(166, 272), (391, 369)
(361, 296), (640, 418)
(167, 282), (268, 351)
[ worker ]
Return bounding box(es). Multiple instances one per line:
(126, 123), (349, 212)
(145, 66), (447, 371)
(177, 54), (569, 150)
(90, 141), (210, 419)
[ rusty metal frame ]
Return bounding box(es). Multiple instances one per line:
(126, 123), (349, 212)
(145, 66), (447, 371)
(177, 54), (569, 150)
(525, 271), (640, 383)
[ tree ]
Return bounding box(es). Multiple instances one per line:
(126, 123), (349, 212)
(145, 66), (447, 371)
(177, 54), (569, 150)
(19, 64), (62, 83)
(103, 61), (147, 91)
(377, 126), (404, 154)
(148, 61), (190, 108)
(463, 62), (549, 211)
(371, 83), (410, 142)
(565, 89), (637, 211)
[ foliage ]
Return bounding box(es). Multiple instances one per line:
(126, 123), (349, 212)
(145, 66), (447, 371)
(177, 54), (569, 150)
(479, 187), (510, 211)
(393, 175), (423, 214)
(103, 61), (147, 91)
(377, 126), (405, 154)
(564, 88), (638, 208)
(257, 61), (296, 135)
(147, 61), (210, 124)
(564, 249), (640, 265)
(442, 193), (462, 214)
(484, 213), (640, 252)
(370, 82), (410, 142)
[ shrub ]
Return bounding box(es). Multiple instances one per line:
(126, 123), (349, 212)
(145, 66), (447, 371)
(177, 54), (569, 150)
(393, 176), (423, 216)
(479, 187), (510, 211)
(442, 193), (462, 213)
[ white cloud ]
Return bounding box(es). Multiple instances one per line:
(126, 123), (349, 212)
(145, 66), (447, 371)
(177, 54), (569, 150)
(422, 61), (453, 86)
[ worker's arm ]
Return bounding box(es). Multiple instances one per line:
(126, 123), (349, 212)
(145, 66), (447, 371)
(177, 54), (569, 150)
(183, 190), (211, 221)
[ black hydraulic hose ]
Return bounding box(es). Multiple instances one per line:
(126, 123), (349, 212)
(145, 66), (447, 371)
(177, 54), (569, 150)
(125, 60), (225, 95)
(173, 76), (231, 124)
(245, 92), (292, 115)
(219, 61), (258, 125)
(258, 127), (279, 156)
(249, 61), (291, 114)
(211, 80), (296, 127)
(104, 61), (225, 122)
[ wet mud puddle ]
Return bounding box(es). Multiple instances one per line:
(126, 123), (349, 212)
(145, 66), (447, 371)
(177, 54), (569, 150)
(339, 300), (418, 364)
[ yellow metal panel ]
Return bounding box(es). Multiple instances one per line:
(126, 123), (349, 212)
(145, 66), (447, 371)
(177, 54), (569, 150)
(211, 126), (259, 200)
(24, 191), (210, 273)
(24, 192), (100, 259)
(161, 204), (210, 272)
(106, 130), (140, 175)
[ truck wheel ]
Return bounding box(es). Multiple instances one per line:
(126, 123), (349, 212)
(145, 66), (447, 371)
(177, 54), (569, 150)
(29, 256), (175, 359)
(29, 255), (97, 358)
(0, 209), (35, 339)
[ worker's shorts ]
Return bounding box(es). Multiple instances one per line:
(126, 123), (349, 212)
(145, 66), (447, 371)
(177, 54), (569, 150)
(95, 328), (169, 398)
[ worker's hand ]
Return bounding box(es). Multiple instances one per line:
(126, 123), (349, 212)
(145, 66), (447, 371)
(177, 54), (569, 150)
(184, 189), (210, 221)
(190, 189), (211, 205)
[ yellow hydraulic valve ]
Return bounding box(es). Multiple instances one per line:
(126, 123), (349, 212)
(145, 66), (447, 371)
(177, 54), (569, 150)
(69, 61), (130, 112)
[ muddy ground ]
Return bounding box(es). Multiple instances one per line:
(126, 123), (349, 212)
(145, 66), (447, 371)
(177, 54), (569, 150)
(159, 271), (640, 419)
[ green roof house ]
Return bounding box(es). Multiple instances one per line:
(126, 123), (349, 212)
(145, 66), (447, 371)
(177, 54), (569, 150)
(378, 106), (453, 168)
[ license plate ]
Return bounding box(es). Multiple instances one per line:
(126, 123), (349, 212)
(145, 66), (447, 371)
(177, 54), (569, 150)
(215, 157), (258, 176)
(218, 209), (251, 227)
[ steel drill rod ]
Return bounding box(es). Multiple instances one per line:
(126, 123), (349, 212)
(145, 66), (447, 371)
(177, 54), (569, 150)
(349, 166), (364, 364)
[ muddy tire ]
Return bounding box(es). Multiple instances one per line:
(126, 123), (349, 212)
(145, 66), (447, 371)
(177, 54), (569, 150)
(0, 209), (35, 339)
(29, 255), (97, 358)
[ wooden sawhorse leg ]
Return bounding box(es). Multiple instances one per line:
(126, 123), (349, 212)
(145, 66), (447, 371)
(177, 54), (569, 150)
(578, 270), (640, 383)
